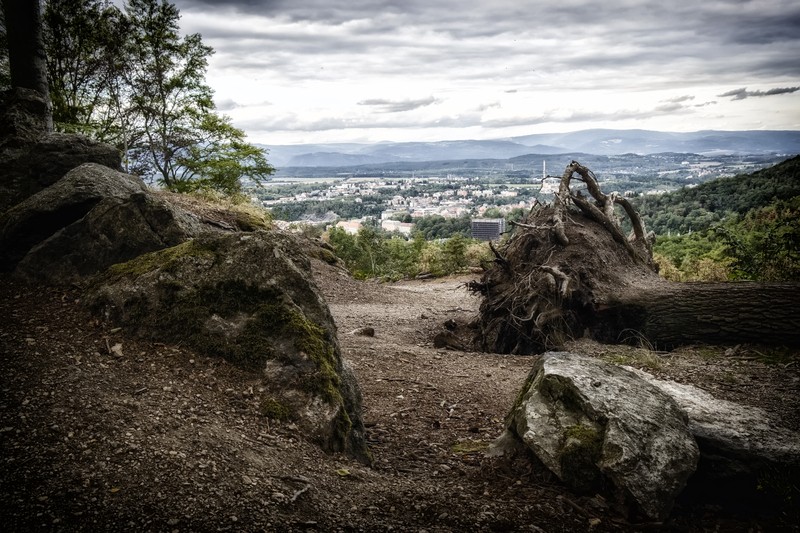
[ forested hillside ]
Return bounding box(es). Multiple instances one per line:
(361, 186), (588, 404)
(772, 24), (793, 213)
(636, 155), (800, 235)
(636, 156), (800, 281)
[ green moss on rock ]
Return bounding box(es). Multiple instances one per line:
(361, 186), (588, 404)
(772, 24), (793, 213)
(260, 397), (293, 421)
(560, 423), (604, 493)
(105, 239), (215, 278)
(90, 231), (370, 463)
(234, 210), (271, 231)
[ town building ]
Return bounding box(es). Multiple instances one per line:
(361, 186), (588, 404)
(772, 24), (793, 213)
(471, 218), (506, 241)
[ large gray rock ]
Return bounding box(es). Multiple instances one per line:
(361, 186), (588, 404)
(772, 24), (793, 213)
(0, 163), (199, 282)
(500, 352), (699, 520)
(627, 367), (800, 507)
(87, 230), (370, 463)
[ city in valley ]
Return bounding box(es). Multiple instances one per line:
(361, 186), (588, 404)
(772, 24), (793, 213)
(249, 151), (787, 237)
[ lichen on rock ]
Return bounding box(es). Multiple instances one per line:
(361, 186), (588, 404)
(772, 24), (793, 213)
(500, 352), (698, 521)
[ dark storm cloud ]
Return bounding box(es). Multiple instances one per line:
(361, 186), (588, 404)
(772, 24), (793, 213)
(718, 87), (800, 100)
(169, 0), (800, 140)
(176, 0), (800, 84)
(175, 0), (416, 22)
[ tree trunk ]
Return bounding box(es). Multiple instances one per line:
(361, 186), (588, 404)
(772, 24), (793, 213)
(595, 282), (800, 349)
(471, 162), (800, 354)
(2, 0), (52, 131)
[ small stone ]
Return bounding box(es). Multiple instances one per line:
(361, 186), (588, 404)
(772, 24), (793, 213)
(351, 326), (375, 337)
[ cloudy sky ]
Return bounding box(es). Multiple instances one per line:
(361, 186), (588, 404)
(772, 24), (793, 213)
(171, 0), (800, 145)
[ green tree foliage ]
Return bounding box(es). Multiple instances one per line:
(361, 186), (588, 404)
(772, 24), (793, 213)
(413, 214), (471, 240)
(645, 156), (800, 282)
(326, 225), (486, 280)
(653, 232), (731, 281)
(441, 233), (468, 274)
(716, 197), (800, 281)
(42, 0), (125, 135)
(41, 0), (273, 194)
(636, 156), (800, 236)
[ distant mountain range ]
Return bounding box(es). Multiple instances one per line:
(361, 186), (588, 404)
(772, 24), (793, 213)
(261, 129), (800, 168)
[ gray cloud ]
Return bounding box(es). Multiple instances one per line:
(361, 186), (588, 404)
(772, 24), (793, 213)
(179, 0), (800, 84)
(718, 87), (800, 100)
(169, 0), (800, 141)
(664, 95), (695, 104)
(357, 96), (438, 113)
(215, 98), (241, 111)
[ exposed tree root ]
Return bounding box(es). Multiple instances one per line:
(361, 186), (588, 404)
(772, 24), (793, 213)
(472, 161), (658, 353)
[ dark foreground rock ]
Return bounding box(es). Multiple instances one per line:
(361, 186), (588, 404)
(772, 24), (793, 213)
(0, 89), (121, 213)
(87, 231), (371, 463)
(0, 163), (200, 282)
(626, 366), (800, 510)
(496, 352), (699, 521)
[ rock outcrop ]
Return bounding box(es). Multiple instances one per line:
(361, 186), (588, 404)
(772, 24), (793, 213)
(499, 352), (699, 521)
(0, 163), (200, 283)
(0, 88), (121, 212)
(87, 231), (371, 463)
(1, 86), (370, 464)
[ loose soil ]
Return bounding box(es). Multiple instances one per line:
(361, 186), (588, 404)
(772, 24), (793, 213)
(1, 259), (798, 532)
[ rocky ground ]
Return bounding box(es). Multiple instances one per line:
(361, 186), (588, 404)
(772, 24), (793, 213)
(1, 258), (798, 532)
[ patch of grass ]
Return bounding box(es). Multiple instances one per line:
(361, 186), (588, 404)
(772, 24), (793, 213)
(451, 440), (489, 454)
(601, 348), (663, 371)
(157, 188), (273, 231)
(693, 346), (723, 360)
(750, 347), (799, 365)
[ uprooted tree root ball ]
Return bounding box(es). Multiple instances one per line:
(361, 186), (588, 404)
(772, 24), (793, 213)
(470, 161), (800, 353)
(470, 161), (659, 354)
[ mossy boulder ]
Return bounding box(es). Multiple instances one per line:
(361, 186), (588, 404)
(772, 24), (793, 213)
(87, 230), (370, 463)
(499, 352), (698, 521)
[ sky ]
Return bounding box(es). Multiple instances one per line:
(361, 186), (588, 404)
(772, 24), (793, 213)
(170, 0), (800, 146)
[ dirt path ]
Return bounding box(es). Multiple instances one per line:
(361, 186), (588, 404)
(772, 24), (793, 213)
(1, 261), (797, 532)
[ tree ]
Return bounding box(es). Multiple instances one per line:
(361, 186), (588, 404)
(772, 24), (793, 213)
(41, 0), (274, 193)
(0, 6), (10, 90)
(442, 234), (467, 273)
(170, 112), (275, 194)
(1, 0), (53, 130)
(43, 0), (126, 136)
